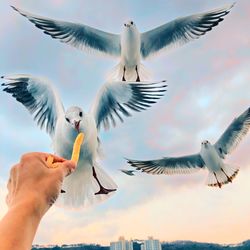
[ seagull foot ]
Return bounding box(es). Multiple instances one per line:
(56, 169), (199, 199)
(220, 168), (232, 183)
(135, 65), (140, 82)
(92, 166), (117, 195)
(122, 66), (126, 81)
(214, 172), (222, 188)
(95, 186), (117, 195)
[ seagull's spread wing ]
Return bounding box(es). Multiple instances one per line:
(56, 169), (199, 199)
(12, 6), (121, 57)
(90, 80), (167, 130)
(140, 3), (234, 59)
(127, 154), (205, 175)
(2, 75), (64, 137)
(214, 107), (250, 159)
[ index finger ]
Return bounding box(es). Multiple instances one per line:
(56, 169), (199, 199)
(22, 152), (67, 168)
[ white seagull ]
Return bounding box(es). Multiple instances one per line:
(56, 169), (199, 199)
(12, 3), (234, 81)
(1, 74), (167, 207)
(127, 107), (250, 188)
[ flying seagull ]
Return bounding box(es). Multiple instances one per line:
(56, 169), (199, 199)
(127, 107), (250, 188)
(12, 3), (234, 81)
(2, 75), (167, 207)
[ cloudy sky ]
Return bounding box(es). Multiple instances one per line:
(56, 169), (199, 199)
(0, 0), (250, 246)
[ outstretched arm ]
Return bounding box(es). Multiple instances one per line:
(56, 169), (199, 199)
(0, 152), (76, 250)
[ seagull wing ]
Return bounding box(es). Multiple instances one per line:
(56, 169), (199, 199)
(141, 3), (234, 59)
(12, 6), (121, 57)
(2, 74), (64, 137)
(214, 107), (250, 159)
(127, 154), (205, 175)
(90, 80), (167, 131)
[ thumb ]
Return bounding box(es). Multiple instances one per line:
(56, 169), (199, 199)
(56, 160), (77, 178)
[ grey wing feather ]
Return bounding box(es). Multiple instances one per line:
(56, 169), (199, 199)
(12, 6), (121, 57)
(214, 107), (250, 159)
(1, 74), (64, 137)
(91, 80), (167, 131)
(127, 154), (205, 175)
(141, 3), (234, 58)
(120, 169), (135, 176)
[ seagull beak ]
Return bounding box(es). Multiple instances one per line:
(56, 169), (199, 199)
(74, 120), (81, 133)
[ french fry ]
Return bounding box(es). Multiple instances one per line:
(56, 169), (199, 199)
(71, 132), (84, 164)
(46, 155), (55, 168)
(46, 132), (84, 168)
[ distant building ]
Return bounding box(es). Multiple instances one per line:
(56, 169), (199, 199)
(110, 236), (133, 250)
(140, 237), (162, 250)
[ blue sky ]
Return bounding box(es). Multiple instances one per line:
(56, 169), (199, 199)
(0, 0), (250, 246)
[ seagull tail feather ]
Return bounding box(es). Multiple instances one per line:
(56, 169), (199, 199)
(56, 162), (117, 209)
(206, 164), (239, 188)
(106, 62), (151, 82)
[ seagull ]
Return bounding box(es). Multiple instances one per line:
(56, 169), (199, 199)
(12, 3), (234, 81)
(120, 169), (136, 176)
(1, 74), (167, 207)
(127, 107), (250, 188)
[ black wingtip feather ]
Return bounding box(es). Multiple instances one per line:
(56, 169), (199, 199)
(10, 5), (17, 11)
(3, 87), (10, 92)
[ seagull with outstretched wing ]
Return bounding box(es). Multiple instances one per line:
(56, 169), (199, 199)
(12, 3), (234, 81)
(2, 75), (167, 207)
(127, 107), (250, 188)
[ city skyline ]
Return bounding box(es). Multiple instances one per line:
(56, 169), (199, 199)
(31, 237), (250, 249)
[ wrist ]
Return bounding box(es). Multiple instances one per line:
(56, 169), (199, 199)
(0, 192), (45, 250)
(9, 191), (48, 219)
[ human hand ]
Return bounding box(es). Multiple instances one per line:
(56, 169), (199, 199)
(6, 152), (76, 218)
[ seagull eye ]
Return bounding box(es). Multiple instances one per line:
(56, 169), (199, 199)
(131, 21), (133, 25)
(79, 112), (83, 117)
(65, 117), (70, 123)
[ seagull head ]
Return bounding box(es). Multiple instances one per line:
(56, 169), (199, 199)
(65, 106), (84, 133)
(124, 20), (135, 28)
(201, 140), (211, 149)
